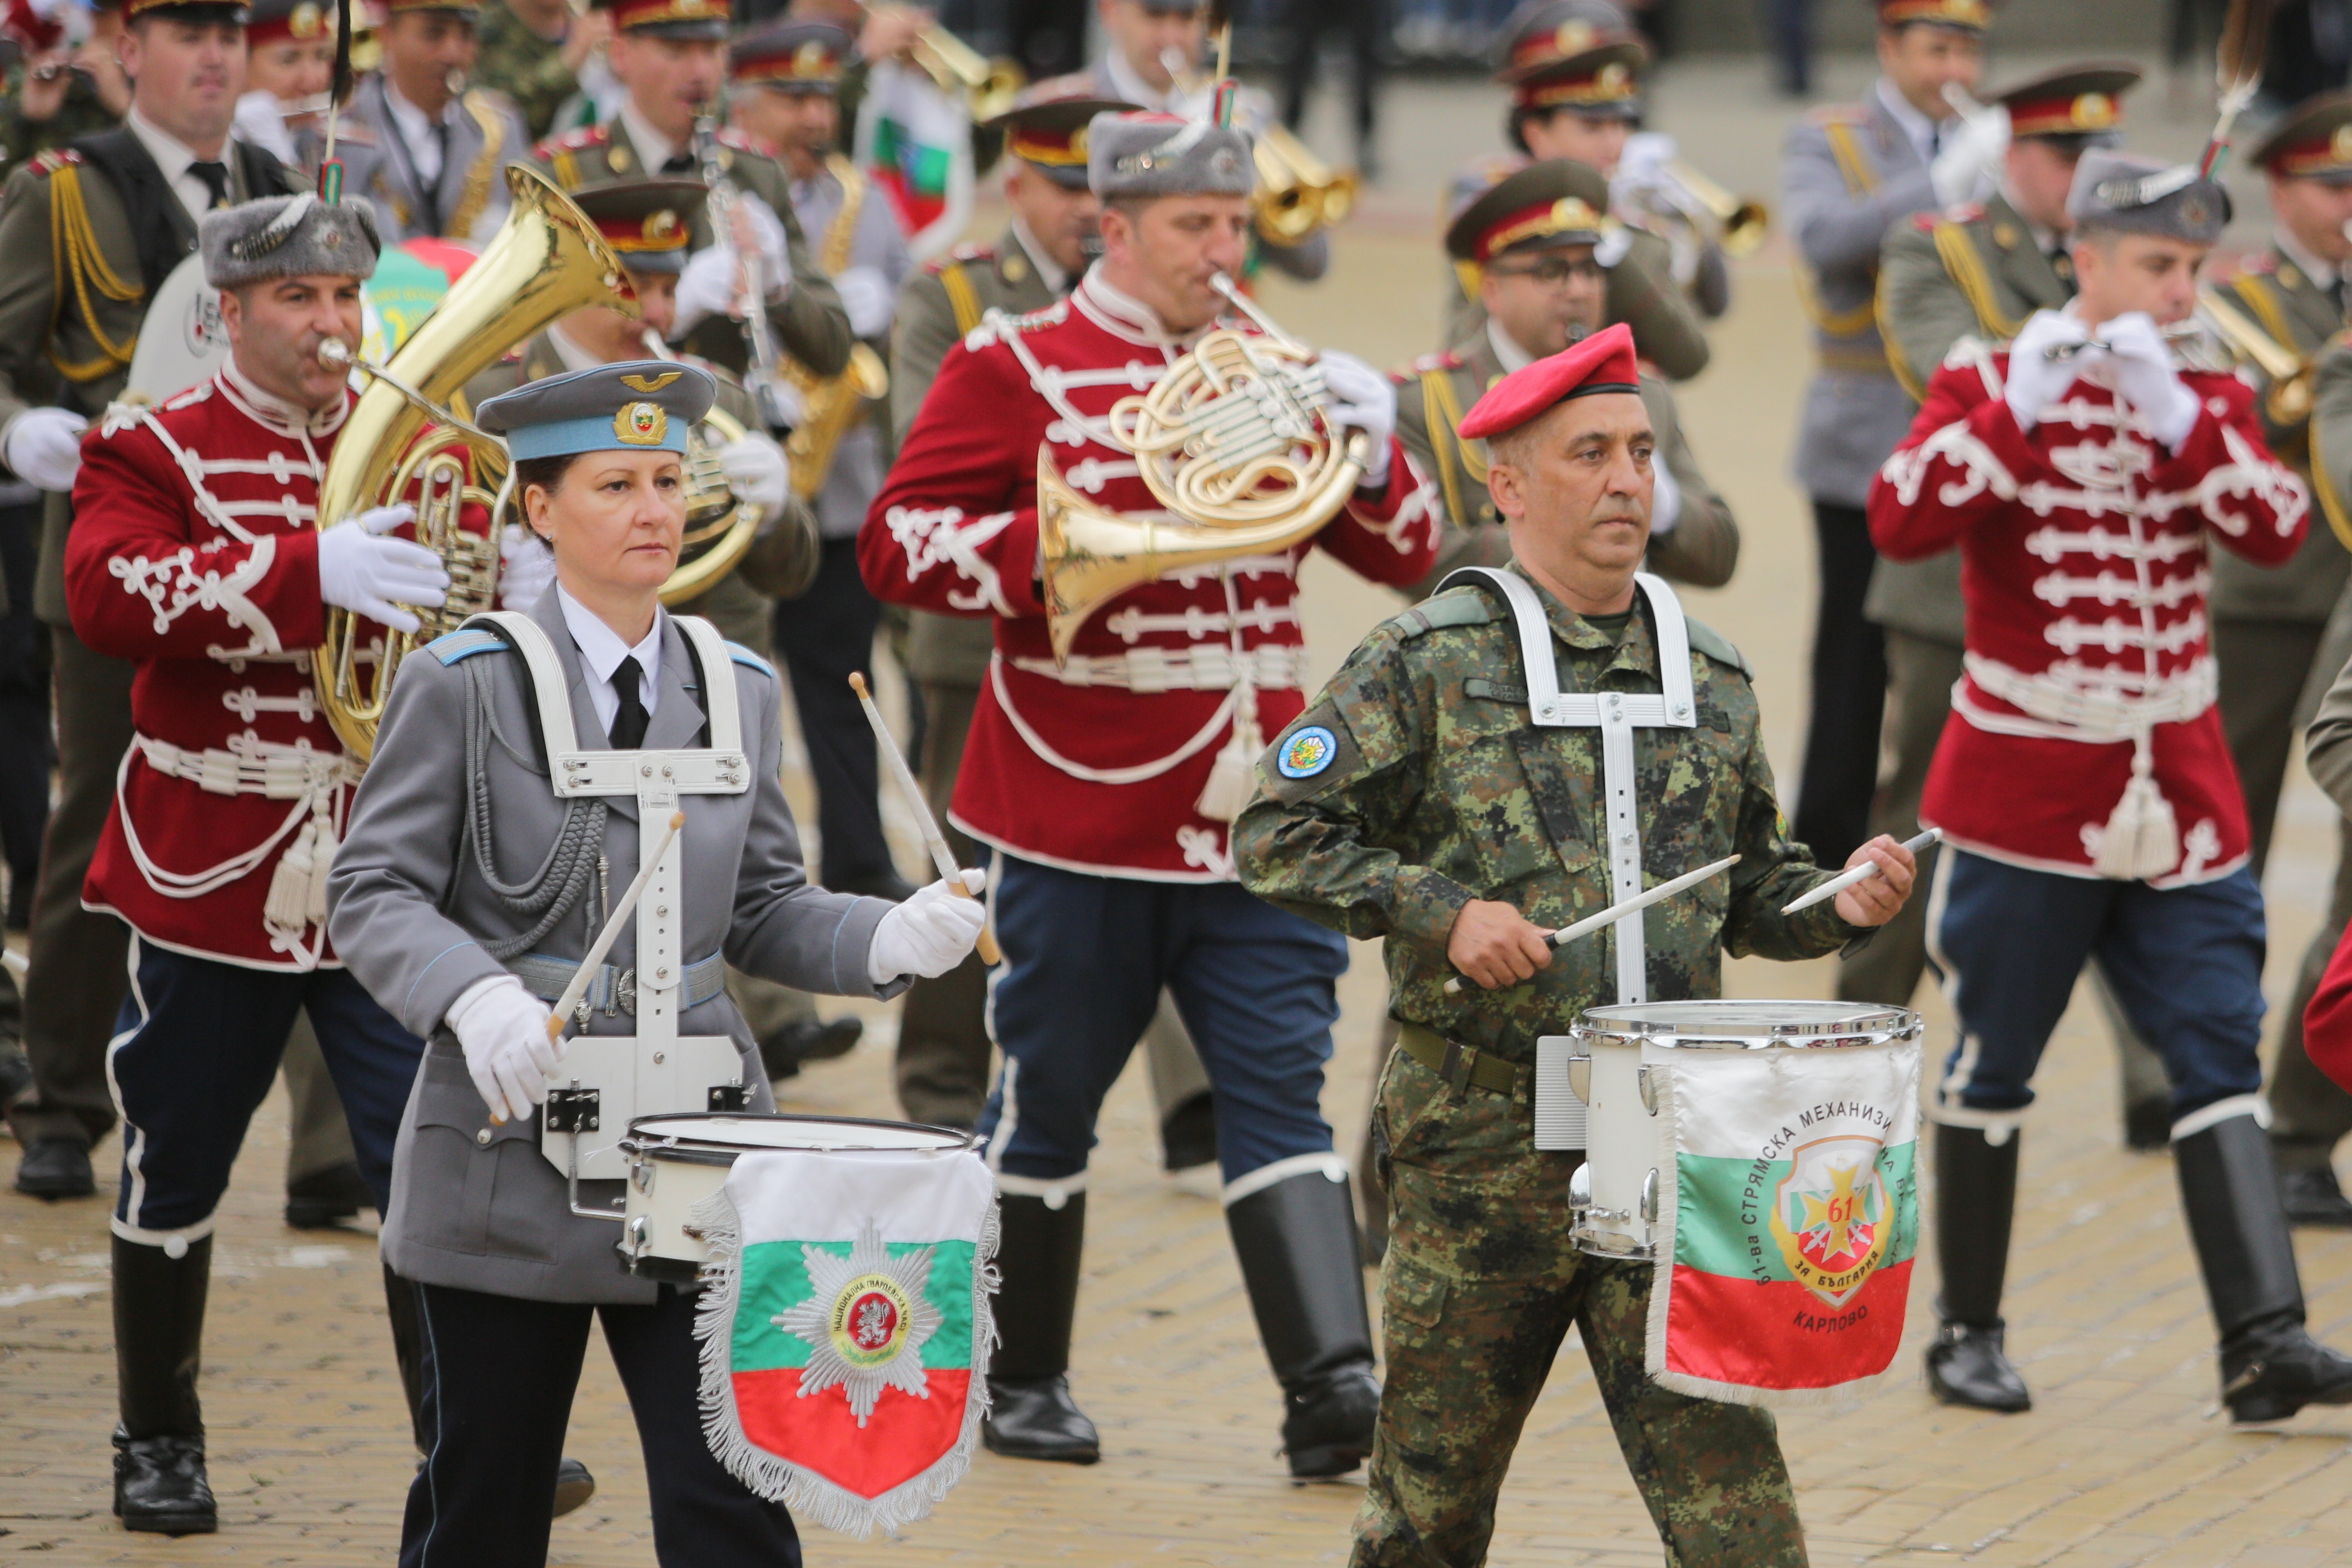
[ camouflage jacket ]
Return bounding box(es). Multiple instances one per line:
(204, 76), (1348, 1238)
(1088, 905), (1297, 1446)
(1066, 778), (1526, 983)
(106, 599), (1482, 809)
(1233, 566), (1857, 1058)
(0, 68), (118, 171)
(473, 0), (584, 142)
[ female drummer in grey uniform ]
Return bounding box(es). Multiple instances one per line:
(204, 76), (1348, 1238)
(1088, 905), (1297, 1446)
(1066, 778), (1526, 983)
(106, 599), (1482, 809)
(327, 361), (986, 1566)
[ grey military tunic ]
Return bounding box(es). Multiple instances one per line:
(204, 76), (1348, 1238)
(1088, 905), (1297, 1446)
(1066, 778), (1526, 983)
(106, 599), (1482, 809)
(326, 588), (903, 1302)
(327, 73), (532, 246)
(1868, 188), (2075, 644)
(1782, 85), (1940, 509)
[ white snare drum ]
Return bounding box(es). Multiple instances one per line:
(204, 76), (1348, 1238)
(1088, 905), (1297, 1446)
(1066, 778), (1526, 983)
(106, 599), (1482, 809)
(1564, 1000), (1921, 1261)
(618, 1113), (977, 1282)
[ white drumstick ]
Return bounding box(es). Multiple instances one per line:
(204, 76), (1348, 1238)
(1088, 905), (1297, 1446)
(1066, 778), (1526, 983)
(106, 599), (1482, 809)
(1443, 854), (1741, 997)
(848, 671), (1002, 966)
(1779, 828), (1942, 916)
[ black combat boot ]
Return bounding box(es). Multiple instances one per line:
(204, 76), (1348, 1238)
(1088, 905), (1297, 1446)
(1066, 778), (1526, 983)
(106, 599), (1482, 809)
(284, 1161), (372, 1229)
(1226, 1164), (1381, 1479)
(2175, 1112), (2352, 1424)
(112, 1233), (216, 1534)
(983, 1192), (1098, 1464)
(1159, 1091), (1218, 1174)
(1924, 1124), (2031, 1413)
(2271, 1137), (2352, 1228)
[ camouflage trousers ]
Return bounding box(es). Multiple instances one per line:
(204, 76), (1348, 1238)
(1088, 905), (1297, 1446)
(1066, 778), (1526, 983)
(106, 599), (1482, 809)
(1352, 1047), (1807, 1568)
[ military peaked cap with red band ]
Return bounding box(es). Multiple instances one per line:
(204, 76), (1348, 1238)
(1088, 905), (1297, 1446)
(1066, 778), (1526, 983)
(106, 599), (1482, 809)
(380, 0), (478, 15)
(983, 81), (1136, 190)
(1876, 0), (1991, 30)
(246, 0), (330, 45)
(2251, 90), (2352, 185)
(123, 0), (248, 19)
(729, 19), (852, 91)
(1457, 322), (1641, 440)
(1491, 0), (1639, 76)
(1505, 38), (1647, 120)
(594, 0), (727, 40)
(1446, 157), (1610, 263)
(1991, 63), (2138, 142)
(568, 177), (705, 274)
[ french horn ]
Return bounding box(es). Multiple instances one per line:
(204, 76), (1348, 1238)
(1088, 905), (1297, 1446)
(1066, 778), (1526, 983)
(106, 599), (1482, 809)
(1037, 273), (1368, 660)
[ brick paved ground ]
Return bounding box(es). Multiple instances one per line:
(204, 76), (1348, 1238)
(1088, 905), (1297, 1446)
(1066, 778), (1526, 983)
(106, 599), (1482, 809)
(9, 55), (2352, 1568)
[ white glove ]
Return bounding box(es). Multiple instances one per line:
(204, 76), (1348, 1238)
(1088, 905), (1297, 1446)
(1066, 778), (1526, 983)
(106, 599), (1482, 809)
(833, 265), (895, 339)
(2003, 310), (2091, 432)
(232, 88), (298, 165)
(867, 868), (988, 983)
(2101, 311), (2202, 450)
(316, 502), (447, 634)
(717, 433), (790, 509)
(1649, 453), (1682, 535)
(497, 521), (555, 611)
(1614, 130), (1676, 193)
(730, 193), (792, 288)
(754, 373), (809, 432)
(445, 974), (560, 1124)
(1317, 350), (1395, 490)
(4, 407), (86, 491)
(1930, 104), (2009, 207)
(673, 245), (743, 337)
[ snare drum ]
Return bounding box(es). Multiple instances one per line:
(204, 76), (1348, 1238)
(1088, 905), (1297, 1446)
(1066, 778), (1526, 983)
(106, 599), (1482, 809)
(618, 1113), (977, 1282)
(1564, 1000), (1921, 1261)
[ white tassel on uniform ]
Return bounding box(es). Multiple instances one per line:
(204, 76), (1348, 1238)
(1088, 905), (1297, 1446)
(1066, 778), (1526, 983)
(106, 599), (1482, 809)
(264, 813), (319, 935)
(304, 803), (337, 928)
(1194, 683), (1262, 823)
(2093, 743), (2178, 881)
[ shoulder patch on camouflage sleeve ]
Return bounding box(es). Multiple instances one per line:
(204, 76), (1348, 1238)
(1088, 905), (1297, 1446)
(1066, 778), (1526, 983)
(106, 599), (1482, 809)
(1257, 702), (1364, 807)
(1684, 614), (1751, 679)
(1396, 586), (1495, 638)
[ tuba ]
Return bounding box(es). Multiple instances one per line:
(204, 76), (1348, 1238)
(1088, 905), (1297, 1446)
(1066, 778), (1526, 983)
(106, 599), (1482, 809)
(312, 165), (637, 760)
(1037, 274), (1368, 660)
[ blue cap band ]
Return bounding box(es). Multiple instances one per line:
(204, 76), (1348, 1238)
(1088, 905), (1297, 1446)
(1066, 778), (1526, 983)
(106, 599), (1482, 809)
(506, 408), (692, 461)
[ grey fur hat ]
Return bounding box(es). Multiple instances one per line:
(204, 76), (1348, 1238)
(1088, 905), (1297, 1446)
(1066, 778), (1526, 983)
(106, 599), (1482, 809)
(200, 194), (381, 290)
(2066, 149), (2230, 243)
(1086, 112), (1255, 201)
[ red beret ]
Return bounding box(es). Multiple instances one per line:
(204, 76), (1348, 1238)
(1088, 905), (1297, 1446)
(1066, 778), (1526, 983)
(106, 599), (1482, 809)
(1455, 322), (1641, 440)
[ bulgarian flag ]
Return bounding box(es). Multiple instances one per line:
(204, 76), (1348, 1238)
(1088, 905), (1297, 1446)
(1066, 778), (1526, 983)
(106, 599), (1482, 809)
(692, 1147), (997, 1536)
(1645, 1039), (1920, 1407)
(853, 58), (974, 263)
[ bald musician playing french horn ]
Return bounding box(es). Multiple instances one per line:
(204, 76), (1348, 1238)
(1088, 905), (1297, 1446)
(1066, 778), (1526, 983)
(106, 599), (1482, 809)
(859, 108), (1440, 1475)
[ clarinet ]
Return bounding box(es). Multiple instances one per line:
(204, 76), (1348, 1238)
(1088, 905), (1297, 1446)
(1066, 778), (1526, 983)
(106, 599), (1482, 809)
(692, 111), (793, 432)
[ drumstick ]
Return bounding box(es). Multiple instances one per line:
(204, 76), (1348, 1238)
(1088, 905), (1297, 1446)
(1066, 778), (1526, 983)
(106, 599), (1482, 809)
(1779, 828), (1942, 916)
(488, 811), (687, 1126)
(1442, 854), (1740, 997)
(847, 673), (1003, 966)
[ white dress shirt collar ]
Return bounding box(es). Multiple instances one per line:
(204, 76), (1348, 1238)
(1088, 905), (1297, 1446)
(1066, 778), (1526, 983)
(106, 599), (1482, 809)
(618, 99), (683, 177)
(1876, 77), (1948, 170)
(558, 584), (664, 736)
(2279, 229), (2343, 295)
(1008, 216), (1070, 295)
(1488, 319), (1536, 374)
(127, 106), (221, 226)
(545, 323), (603, 372)
(384, 81), (454, 186)
(1100, 45), (1209, 118)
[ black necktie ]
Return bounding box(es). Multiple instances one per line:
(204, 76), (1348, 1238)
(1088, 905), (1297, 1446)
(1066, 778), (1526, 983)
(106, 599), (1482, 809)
(610, 656), (649, 751)
(660, 152), (697, 175)
(188, 160), (231, 210)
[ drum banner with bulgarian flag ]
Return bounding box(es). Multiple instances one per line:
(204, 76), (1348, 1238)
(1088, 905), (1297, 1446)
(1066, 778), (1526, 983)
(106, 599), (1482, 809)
(691, 1147), (997, 1535)
(1645, 1038), (1920, 1407)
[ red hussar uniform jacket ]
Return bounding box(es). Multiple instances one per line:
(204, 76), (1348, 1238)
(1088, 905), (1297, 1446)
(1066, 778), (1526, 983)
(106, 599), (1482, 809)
(1868, 336), (2308, 887)
(64, 367), (367, 970)
(860, 270), (1439, 880)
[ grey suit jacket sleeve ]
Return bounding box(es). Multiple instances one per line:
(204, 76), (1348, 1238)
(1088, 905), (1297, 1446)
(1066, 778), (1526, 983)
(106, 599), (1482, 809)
(326, 653), (511, 1037)
(1783, 118), (1934, 278)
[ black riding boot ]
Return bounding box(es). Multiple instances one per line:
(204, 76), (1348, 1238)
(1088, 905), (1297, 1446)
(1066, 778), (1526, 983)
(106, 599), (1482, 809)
(112, 1233), (216, 1534)
(1925, 1124), (2031, 1412)
(983, 1192), (1098, 1464)
(2176, 1112), (2352, 1423)
(1226, 1165), (1380, 1479)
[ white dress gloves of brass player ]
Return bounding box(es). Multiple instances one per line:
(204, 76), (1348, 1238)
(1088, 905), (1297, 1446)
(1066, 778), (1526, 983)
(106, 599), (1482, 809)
(673, 194), (793, 337)
(1317, 350), (1395, 490)
(317, 503), (448, 634)
(1930, 102), (2010, 208)
(867, 868), (988, 983)
(498, 522), (556, 612)
(446, 973), (560, 1125)
(2003, 310), (2090, 433)
(2100, 311), (2201, 450)
(833, 265), (896, 339)
(716, 432), (792, 510)
(4, 406), (87, 492)
(1649, 450), (1682, 535)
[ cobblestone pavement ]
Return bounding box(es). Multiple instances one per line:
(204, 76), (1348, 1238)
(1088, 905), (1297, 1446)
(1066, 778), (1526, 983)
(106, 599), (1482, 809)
(9, 57), (2352, 1568)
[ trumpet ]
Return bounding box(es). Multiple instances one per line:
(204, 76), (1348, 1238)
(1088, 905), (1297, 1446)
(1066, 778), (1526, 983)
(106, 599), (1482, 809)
(881, 6), (1024, 122)
(1038, 274), (1366, 659)
(2196, 287), (2316, 426)
(1623, 160), (1769, 259)
(1162, 48), (1356, 243)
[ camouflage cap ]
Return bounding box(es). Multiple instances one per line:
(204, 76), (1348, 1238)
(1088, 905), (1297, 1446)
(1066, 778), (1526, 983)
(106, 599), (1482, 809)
(1087, 111), (1254, 201)
(201, 193), (380, 288)
(2067, 148), (2230, 242)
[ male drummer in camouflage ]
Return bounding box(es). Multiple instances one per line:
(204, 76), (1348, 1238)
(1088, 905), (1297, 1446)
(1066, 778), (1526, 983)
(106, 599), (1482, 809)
(1235, 325), (1917, 1568)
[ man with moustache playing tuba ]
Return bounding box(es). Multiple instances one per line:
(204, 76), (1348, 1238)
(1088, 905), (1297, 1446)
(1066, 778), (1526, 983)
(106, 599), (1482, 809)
(860, 108), (1440, 1473)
